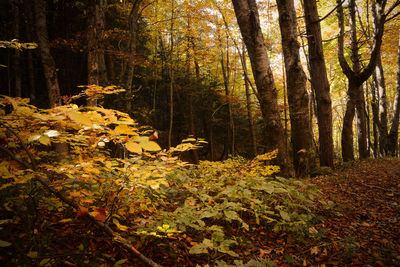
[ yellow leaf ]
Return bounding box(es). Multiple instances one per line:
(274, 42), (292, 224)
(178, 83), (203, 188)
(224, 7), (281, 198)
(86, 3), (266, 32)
(38, 135), (51, 146)
(125, 141), (142, 154)
(114, 124), (137, 135)
(27, 251), (38, 258)
(141, 141), (161, 152)
(15, 106), (34, 117)
(67, 111), (92, 126)
(113, 218), (129, 231)
(58, 218), (73, 223)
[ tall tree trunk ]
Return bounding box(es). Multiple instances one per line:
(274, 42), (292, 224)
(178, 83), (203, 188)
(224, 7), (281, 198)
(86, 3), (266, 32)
(277, 0), (313, 177)
(12, 0), (22, 97)
(303, 0), (334, 168)
(241, 45), (257, 157)
(34, 0), (61, 107)
(24, 0), (36, 104)
(125, 0), (141, 91)
(388, 34), (400, 156)
(231, 0), (292, 176)
(87, 0), (99, 106)
(168, 0), (175, 149)
(97, 0), (107, 85)
(220, 51), (234, 156)
(336, 0), (386, 161)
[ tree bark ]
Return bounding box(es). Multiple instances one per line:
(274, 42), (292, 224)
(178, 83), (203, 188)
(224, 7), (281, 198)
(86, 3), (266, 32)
(34, 0), (61, 107)
(232, 0), (292, 176)
(388, 34), (400, 156)
(303, 0), (334, 168)
(277, 0), (313, 177)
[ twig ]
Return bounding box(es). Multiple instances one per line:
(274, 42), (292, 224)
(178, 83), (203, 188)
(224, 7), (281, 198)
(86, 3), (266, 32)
(0, 145), (33, 169)
(0, 120), (37, 169)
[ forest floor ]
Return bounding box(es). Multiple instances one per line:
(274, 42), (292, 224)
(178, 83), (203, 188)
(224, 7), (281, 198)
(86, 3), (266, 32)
(1, 159), (399, 266)
(298, 158), (400, 266)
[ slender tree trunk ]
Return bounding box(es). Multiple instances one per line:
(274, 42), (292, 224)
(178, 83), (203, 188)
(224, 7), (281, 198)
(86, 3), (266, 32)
(24, 0), (36, 104)
(34, 0), (61, 107)
(97, 0), (107, 85)
(277, 0), (313, 177)
(371, 80), (380, 157)
(303, 0), (334, 168)
(220, 51), (233, 156)
(12, 0), (22, 97)
(125, 0), (141, 92)
(388, 34), (400, 156)
(87, 0), (99, 106)
(232, 0), (292, 176)
(241, 45), (257, 157)
(168, 0), (175, 149)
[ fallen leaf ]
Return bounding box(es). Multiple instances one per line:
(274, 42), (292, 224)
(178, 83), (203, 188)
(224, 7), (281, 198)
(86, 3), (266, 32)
(76, 206), (89, 218)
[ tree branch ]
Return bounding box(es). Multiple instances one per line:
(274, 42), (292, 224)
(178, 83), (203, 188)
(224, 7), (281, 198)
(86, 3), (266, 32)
(0, 120), (37, 169)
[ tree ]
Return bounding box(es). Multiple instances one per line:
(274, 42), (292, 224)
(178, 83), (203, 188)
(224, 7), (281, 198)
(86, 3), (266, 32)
(277, 0), (313, 177)
(303, 0), (334, 168)
(336, 0), (387, 161)
(231, 0), (292, 176)
(33, 0), (61, 107)
(87, 0), (99, 106)
(388, 33), (400, 156)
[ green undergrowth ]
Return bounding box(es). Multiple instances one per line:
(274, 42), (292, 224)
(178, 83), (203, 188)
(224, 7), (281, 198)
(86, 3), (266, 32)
(137, 153), (324, 264)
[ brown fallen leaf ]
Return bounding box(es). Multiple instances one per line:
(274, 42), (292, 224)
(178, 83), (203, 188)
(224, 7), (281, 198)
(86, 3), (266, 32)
(76, 205), (89, 218)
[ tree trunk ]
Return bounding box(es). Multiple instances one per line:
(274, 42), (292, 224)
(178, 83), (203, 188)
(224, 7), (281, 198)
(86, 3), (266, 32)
(388, 34), (400, 156)
(34, 0), (61, 107)
(12, 0), (22, 97)
(231, 0), (292, 176)
(277, 0), (313, 177)
(24, 0), (36, 104)
(87, 0), (99, 106)
(241, 45), (257, 157)
(336, 0), (386, 161)
(220, 51), (234, 156)
(303, 0), (334, 168)
(97, 0), (107, 85)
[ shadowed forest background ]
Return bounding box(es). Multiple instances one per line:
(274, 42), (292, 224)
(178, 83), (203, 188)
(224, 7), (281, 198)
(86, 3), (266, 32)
(0, 0), (399, 266)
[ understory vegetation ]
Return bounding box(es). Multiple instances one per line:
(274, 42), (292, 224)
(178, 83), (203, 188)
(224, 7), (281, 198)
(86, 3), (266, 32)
(0, 94), (329, 266)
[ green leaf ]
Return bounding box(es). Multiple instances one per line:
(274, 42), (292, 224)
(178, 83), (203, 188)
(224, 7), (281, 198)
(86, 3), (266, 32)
(114, 259), (128, 266)
(279, 210), (291, 221)
(189, 238), (213, 254)
(224, 210), (239, 221)
(0, 240), (11, 247)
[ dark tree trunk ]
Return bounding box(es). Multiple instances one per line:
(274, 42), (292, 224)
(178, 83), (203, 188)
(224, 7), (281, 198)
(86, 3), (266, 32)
(232, 0), (292, 176)
(34, 0), (61, 107)
(12, 0), (22, 97)
(277, 0), (313, 177)
(303, 0), (334, 168)
(388, 34), (400, 156)
(87, 0), (99, 106)
(241, 45), (257, 157)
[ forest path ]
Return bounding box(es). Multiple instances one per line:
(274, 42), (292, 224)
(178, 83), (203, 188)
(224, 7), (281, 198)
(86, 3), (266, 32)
(307, 159), (400, 266)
